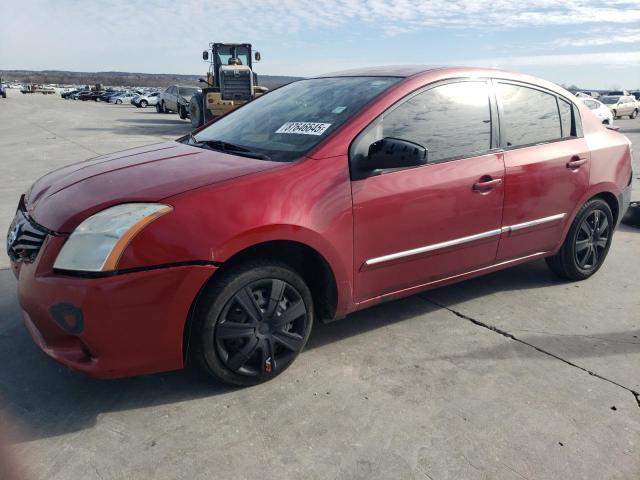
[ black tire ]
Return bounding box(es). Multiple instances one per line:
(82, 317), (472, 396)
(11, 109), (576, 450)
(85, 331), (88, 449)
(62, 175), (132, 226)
(630, 109), (638, 119)
(178, 104), (187, 120)
(622, 202), (640, 228)
(192, 260), (314, 386)
(140, 100), (147, 108)
(160, 101), (167, 113)
(155, 102), (162, 113)
(612, 110), (619, 120)
(116, 99), (122, 104)
(189, 94), (203, 128)
(546, 198), (613, 280)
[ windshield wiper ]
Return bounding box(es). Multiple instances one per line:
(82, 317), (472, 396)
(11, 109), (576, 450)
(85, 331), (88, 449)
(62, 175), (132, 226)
(190, 138), (272, 161)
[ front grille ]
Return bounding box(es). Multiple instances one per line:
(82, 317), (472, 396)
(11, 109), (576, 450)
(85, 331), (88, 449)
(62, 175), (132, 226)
(6, 210), (47, 263)
(220, 69), (252, 101)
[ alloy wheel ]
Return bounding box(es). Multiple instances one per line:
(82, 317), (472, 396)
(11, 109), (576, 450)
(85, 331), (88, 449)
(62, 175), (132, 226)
(575, 209), (610, 269)
(214, 278), (309, 377)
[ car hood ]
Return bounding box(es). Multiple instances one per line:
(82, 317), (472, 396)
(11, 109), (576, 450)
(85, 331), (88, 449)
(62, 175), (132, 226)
(26, 141), (283, 232)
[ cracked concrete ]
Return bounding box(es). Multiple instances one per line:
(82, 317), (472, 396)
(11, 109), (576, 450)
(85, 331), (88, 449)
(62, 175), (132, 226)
(1, 90), (639, 479)
(420, 297), (640, 409)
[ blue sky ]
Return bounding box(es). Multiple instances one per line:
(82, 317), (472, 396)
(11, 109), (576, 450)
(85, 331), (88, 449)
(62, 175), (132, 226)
(1, 0), (639, 89)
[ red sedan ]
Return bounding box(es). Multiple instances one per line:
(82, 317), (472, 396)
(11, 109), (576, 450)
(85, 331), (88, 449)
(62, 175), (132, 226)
(7, 66), (633, 385)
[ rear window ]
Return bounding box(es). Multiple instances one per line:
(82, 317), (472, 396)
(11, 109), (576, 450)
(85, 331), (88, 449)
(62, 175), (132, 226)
(600, 96), (620, 105)
(498, 83), (561, 147)
(178, 87), (199, 96)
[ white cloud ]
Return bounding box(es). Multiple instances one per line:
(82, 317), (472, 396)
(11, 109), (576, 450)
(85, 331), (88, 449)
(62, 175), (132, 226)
(547, 28), (640, 48)
(1, 0), (639, 81)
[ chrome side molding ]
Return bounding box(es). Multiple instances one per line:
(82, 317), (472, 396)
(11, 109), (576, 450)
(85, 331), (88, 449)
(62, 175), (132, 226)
(364, 213), (566, 267)
(501, 213), (566, 233)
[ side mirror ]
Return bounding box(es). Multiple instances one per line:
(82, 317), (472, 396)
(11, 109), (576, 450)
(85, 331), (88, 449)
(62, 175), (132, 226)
(254, 51), (261, 62)
(364, 137), (428, 171)
(202, 50), (209, 61)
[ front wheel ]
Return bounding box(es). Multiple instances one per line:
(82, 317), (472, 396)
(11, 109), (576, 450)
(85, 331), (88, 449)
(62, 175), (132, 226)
(140, 100), (148, 108)
(612, 110), (619, 120)
(116, 99), (122, 104)
(192, 261), (314, 386)
(630, 109), (638, 119)
(546, 198), (613, 280)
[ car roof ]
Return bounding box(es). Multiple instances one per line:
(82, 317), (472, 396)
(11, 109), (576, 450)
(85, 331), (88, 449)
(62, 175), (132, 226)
(315, 65), (445, 78)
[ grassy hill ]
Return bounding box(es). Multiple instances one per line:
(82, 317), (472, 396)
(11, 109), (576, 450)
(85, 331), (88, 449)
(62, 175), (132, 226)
(0, 70), (302, 89)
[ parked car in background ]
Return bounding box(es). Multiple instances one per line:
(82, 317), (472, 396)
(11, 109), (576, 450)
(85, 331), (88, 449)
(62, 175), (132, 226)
(607, 90), (629, 96)
(7, 67), (633, 386)
(61, 89), (79, 99)
(157, 85), (200, 118)
(580, 98), (614, 125)
(132, 92), (159, 108)
(600, 95), (638, 119)
(110, 92), (137, 104)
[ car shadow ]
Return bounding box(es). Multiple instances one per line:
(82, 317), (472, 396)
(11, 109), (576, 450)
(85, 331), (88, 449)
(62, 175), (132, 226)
(0, 259), (637, 441)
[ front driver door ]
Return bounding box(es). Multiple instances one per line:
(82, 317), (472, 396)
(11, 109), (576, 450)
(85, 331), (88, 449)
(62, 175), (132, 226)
(351, 80), (505, 303)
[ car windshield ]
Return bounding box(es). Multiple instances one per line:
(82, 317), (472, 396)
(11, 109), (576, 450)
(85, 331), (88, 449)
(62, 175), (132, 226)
(191, 76), (401, 162)
(600, 96), (620, 105)
(178, 87), (199, 96)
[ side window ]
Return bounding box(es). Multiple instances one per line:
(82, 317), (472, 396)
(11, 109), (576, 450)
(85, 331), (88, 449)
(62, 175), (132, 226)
(498, 83), (561, 147)
(380, 81), (492, 163)
(558, 98), (574, 138)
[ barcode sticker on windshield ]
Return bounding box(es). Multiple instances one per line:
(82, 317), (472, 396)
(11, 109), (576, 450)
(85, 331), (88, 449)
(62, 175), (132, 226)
(275, 122), (332, 136)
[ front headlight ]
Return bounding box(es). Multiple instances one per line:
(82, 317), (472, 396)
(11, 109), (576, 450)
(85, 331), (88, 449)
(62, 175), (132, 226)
(53, 203), (172, 272)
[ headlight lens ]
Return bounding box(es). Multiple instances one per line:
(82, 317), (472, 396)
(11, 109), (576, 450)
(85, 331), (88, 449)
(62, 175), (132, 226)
(53, 203), (172, 272)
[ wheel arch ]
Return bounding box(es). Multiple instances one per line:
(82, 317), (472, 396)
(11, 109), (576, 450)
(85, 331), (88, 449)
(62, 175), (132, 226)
(182, 239), (340, 364)
(554, 185), (622, 254)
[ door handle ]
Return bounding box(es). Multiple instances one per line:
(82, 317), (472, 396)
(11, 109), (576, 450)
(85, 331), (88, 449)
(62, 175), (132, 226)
(567, 156), (587, 169)
(472, 177), (502, 192)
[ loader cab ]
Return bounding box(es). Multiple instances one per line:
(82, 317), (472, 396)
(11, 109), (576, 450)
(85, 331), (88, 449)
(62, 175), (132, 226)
(202, 43), (257, 89)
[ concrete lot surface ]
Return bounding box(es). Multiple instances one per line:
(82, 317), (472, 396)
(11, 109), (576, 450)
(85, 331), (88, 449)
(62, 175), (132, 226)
(0, 90), (639, 480)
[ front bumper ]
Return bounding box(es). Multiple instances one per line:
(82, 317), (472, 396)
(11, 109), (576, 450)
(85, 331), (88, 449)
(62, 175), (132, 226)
(13, 235), (216, 378)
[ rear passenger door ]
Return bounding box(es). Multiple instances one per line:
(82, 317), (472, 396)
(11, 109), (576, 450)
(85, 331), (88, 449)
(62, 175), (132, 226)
(495, 81), (589, 261)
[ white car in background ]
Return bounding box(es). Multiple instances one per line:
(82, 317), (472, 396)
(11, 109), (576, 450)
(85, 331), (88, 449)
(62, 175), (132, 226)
(600, 95), (638, 119)
(109, 92), (137, 104)
(581, 98), (614, 125)
(132, 92), (159, 108)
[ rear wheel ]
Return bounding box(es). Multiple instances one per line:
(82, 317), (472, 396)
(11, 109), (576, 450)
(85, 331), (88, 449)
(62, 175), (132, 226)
(546, 199), (613, 280)
(192, 261), (313, 386)
(630, 109), (638, 119)
(612, 110), (619, 120)
(116, 99), (122, 104)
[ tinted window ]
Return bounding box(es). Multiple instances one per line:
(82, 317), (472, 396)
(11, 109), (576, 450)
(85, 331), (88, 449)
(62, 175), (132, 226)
(498, 83), (561, 147)
(558, 98), (574, 137)
(178, 87), (200, 96)
(600, 96), (620, 105)
(380, 81), (492, 163)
